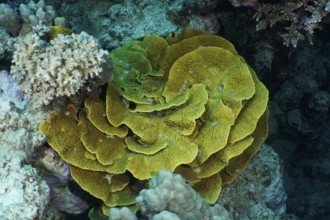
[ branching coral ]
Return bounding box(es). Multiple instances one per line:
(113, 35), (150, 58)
(229, 0), (330, 47)
(39, 28), (269, 216)
(11, 29), (109, 107)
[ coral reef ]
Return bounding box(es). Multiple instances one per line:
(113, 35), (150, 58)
(19, 0), (58, 26)
(218, 144), (288, 219)
(34, 147), (89, 215)
(0, 70), (51, 219)
(0, 3), (20, 35)
(266, 36), (330, 219)
(2, 0), (330, 219)
(0, 157), (50, 220)
(39, 28), (269, 215)
(228, 0), (330, 47)
(0, 28), (11, 60)
(0, 70), (26, 111)
(10, 28), (110, 107)
(108, 170), (233, 220)
(0, 70), (47, 160)
(272, 43), (329, 138)
(58, 0), (215, 49)
(0, 0), (65, 36)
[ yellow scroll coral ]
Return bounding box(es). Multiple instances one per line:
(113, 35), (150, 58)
(39, 28), (269, 213)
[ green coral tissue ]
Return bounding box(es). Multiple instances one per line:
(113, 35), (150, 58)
(39, 28), (269, 215)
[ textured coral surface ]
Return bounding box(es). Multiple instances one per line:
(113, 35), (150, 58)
(11, 30), (109, 107)
(40, 28), (269, 215)
(0, 158), (50, 220)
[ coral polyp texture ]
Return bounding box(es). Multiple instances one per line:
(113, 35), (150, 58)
(39, 28), (269, 214)
(109, 170), (233, 220)
(11, 30), (109, 107)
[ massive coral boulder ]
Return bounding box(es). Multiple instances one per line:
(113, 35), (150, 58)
(40, 28), (269, 215)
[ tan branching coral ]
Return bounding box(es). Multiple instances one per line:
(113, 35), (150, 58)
(39, 28), (269, 215)
(11, 30), (109, 107)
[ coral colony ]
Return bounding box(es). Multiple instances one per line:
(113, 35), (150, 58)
(1, 0), (330, 219)
(40, 28), (269, 217)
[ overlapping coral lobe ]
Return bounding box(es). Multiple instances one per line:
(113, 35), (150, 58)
(40, 28), (269, 214)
